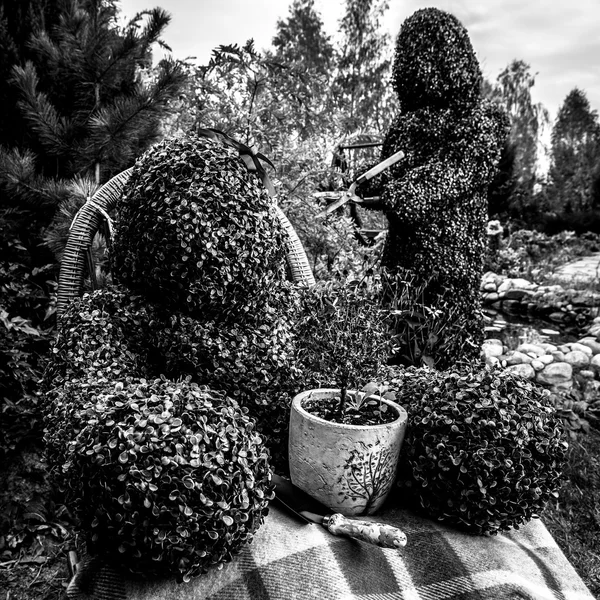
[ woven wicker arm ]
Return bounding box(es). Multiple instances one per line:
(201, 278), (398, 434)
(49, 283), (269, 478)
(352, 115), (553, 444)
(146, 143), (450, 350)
(57, 168), (315, 317)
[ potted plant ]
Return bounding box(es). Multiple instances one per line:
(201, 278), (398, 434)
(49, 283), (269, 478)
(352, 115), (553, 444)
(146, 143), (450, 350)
(289, 279), (408, 516)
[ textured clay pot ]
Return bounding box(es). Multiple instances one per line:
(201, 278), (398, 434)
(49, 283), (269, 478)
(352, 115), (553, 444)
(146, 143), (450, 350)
(288, 388), (408, 516)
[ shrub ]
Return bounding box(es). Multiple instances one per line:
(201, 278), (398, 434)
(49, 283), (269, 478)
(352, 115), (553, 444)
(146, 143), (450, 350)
(293, 279), (391, 402)
(145, 284), (300, 471)
(44, 377), (273, 582)
(388, 366), (568, 535)
(110, 134), (288, 321)
(379, 8), (507, 367)
(1, 235), (56, 456)
(43, 286), (154, 388)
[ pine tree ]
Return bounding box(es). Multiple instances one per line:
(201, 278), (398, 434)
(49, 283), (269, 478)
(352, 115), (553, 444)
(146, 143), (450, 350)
(0, 0), (187, 261)
(548, 88), (600, 213)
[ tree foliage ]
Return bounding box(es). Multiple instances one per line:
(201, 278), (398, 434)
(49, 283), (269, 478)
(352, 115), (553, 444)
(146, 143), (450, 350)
(548, 88), (600, 213)
(0, 0), (187, 262)
(490, 60), (549, 199)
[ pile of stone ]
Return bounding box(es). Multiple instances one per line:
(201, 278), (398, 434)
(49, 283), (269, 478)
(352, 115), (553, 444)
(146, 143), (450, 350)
(480, 272), (600, 326)
(482, 320), (600, 400)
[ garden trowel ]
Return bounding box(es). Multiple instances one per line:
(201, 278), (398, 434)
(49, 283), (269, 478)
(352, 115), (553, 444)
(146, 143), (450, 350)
(317, 149), (405, 217)
(272, 473), (407, 549)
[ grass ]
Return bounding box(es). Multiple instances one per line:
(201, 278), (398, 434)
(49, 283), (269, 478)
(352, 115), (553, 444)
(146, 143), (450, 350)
(543, 428), (600, 597)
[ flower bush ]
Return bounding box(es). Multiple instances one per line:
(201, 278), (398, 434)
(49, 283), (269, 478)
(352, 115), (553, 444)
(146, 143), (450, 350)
(387, 366), (568, 535)
(110, 134), (288, 321)
(44, 377), (273, 581)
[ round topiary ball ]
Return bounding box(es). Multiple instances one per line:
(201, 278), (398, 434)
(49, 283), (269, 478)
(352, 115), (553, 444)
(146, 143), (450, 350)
(391, 367), (568, 535)
(44, 377), (274, 581)
(110, 134), (288, 319)
(43, 286), (155, 389)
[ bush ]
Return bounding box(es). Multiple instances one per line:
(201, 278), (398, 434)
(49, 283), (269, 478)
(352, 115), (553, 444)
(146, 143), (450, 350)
(110, 134), (288, 321)
(388, 366), (568, 535)
(379, 8), (507, 367)
(294, 279), (390, 394)
(43, 286), (154, 388)
(44, 377), (273, 582)
(1, 235), (56, 456)
(145, 283), (300, 470)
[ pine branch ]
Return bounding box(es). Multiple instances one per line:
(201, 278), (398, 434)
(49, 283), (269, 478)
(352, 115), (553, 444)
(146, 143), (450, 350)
(11, 61), (72, 157)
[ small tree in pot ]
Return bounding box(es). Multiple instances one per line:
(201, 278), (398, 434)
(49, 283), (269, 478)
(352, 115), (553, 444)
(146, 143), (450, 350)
(289, 278), (408, 515)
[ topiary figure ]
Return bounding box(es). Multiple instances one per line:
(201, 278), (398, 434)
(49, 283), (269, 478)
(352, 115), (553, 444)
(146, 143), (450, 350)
(375, 8), (508, 367)
(110, 133), (288, 321)
(388, 366), (567, 535)
(44, 377), (274, 582)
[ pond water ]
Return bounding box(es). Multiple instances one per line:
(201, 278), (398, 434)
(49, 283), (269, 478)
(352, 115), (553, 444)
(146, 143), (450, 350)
(484, 312), (580, 351)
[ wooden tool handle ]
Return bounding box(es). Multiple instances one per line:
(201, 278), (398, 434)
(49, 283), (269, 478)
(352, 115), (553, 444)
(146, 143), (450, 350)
(355, 149), (405, 185)
(323, 513), (407, 549)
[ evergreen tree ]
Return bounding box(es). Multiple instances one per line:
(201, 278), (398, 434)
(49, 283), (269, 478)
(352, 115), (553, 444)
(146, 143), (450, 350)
(492, 60), (548, 199)
(0, 0), (187, 261)
(548, 88), (600, 213)
(272, 0), (334, 76)
(334, 0), (396, 135)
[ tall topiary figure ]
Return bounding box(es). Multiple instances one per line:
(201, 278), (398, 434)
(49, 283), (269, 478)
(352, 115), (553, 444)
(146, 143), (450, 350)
(377, 8), (507, 368)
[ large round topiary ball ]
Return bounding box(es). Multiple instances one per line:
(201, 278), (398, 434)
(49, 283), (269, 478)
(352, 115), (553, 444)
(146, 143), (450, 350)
(391, 367), (568, 535)
(110, 134), (288, 320)
(44, 377), (274, 581)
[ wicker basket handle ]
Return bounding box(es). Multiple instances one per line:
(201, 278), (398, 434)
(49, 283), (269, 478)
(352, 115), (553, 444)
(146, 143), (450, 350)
(56, 169), (315, 317)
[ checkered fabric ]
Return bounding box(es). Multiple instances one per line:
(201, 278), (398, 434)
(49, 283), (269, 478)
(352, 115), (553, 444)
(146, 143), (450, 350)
(67, 505), (594, 600)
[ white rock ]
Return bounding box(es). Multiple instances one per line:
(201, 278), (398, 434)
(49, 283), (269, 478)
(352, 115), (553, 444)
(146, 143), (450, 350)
(516, 343), (546, 357)
(569, 343), (593, 356)
(579, 370), (595, 380)
(531, 359), (545, 371)
(591, 354), (600, 370)
(505, 363), (536, 379)
(539, 354), (554, 365)
(577, 338), (600, 355)
(504, 351), (533, 365)
(563, 351), (590, 368)
(482, 339), (504, 358)
(536, 362), (573, 386)
(552, 351), (566, 362)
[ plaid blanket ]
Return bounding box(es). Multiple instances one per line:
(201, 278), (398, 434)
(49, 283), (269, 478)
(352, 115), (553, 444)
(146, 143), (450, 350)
(67, 504), (594, 600)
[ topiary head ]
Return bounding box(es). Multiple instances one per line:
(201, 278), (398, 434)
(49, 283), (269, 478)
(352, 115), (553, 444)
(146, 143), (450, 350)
(389, 366), (568, 535)
(392, 8), (482, 112)
(44, 377), (274, 581)
(110, 134), (288, 320)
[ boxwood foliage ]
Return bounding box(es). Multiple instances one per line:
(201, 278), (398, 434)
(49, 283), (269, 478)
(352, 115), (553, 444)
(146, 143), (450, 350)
(377, 8), (508, 368)
(387, 366), (568, 535)
(44, 377), (274, 582)
(110, 134), (288, 321)
(42, 286), (154, 389)
(145, 283), (301, 472)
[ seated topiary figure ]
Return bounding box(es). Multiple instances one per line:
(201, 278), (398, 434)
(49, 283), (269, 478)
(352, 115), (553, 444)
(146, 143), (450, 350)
(377, 8), (508, 367)
(44, 377), (274, 582)
(389, 366), (567, 535)
(110, 134), (288, 321)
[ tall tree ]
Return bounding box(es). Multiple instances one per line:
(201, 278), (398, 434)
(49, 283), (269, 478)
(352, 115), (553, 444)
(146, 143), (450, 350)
(491, 60), (549, 198)
(0, 0), (187, 261)
(548, 88), (600, 213)
(272, 0), (334, 77)
(334, 0), (396, 135)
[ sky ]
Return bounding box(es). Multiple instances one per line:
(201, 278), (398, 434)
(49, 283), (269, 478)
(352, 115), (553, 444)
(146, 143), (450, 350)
(118, 0), (600, 124)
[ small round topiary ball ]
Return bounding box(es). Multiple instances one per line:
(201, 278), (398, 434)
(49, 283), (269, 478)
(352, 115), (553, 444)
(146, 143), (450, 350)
(392, 367), (568, 535)
(110, 134), (288, 320)
(44, 377), (274, 581)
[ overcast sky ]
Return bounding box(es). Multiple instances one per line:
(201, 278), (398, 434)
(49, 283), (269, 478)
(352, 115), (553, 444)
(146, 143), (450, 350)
(119, 0), (600, 124)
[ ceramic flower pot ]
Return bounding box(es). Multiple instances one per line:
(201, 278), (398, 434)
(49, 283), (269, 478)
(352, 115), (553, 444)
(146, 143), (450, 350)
(288, 388), (408, 516)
